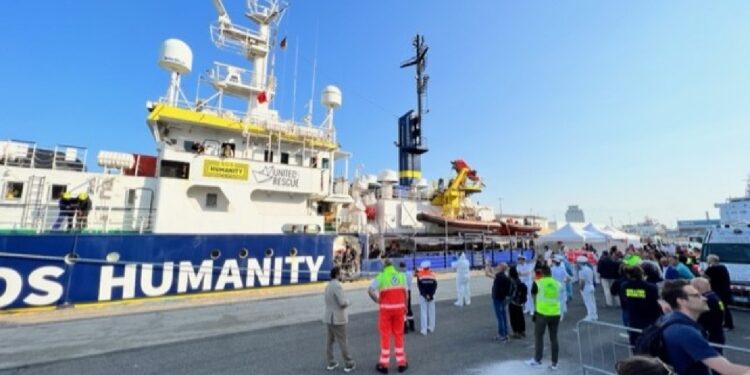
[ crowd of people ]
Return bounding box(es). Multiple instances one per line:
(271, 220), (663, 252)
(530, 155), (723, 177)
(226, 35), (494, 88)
(322, 243), (748, 374)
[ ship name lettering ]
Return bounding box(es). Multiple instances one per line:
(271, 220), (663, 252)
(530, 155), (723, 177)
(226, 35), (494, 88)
(97, 256), (325, 302)
(0, 266), (65, 308)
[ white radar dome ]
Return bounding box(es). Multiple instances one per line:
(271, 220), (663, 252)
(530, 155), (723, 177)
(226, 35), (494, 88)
(321, 85), (342, 109)
(378, 170), (399, 184)
(159, 39), (193, 74)
(417, 178), (429, 189)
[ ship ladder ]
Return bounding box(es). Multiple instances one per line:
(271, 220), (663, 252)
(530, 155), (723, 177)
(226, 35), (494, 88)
(20, 175), (46, 230)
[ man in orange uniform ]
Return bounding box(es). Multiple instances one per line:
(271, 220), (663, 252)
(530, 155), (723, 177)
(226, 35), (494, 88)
(368, 259), (409, 373)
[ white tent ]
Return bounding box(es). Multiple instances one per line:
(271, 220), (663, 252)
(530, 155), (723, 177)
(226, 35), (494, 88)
(538, 223), (607, 246)
(602, 225), (642, 248)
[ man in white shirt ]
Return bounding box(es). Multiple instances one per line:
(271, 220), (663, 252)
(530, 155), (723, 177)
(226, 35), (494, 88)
(551, 255), (570, 320)
(577, 256), (598, 321)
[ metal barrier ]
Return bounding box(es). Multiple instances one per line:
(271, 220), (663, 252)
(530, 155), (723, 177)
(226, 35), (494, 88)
(576, 319), (750, 375)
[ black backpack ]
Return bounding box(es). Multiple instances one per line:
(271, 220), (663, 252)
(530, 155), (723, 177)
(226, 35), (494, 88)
(511, 280), (527, 305)
(633, 316), (684, 361)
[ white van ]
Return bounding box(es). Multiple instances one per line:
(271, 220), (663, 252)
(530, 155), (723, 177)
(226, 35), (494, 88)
(701, 225), (750, 306)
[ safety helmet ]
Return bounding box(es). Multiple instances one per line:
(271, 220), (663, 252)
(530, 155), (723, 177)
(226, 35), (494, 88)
(62, 192), (72, 200)
(78, 192), (89, 200)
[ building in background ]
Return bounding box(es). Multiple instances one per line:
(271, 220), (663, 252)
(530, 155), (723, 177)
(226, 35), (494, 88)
(622, 217), (667, 239)
(565, 205), (585, 223)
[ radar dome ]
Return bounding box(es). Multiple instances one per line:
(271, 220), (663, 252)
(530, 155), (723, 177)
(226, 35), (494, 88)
(321, 85), (342, 109)
(417, 178), (429, 189)
(159, 39), (193, 74)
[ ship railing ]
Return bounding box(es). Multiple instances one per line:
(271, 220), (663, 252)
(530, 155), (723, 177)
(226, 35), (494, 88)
(0, 140), (88, 172)
(157, 97), (335, 143)
(0, 203), (155, 234)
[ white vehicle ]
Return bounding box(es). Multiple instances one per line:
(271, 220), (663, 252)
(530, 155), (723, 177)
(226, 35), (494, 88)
(701, 225), (750, 306)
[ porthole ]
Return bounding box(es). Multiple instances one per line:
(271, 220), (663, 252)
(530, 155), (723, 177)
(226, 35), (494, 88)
(289, 247), (298, 256)
(265, 248), (274, 257)
(105, 252), (120, 263)
(210, 249), (221, 260)
(64, 252), (79, 265)
(239, 248), (249, 259)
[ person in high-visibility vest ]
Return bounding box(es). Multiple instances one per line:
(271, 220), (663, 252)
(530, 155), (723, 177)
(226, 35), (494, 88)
(623, 247), (642, 267)
(416, 260), (438, 335)
(368, 259), (409, 373)
(525, 265), (562, 371)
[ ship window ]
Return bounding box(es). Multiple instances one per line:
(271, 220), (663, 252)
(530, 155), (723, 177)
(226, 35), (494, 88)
(127, 189), (137, 205)
(280, 152), (289, 165)
(4, 182), (23, 200)
(264, 150), (274, 162)
(50, 185), (67, 200)
(160, 160), (190, 179)
(206, 193), (218, 208)
(322, 158), (330, 169)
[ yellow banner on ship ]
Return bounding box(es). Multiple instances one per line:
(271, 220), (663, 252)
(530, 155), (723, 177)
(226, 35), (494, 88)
(203, 160), (249, 180)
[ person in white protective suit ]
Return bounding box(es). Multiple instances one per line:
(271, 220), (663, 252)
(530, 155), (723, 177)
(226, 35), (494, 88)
(454, 252), (472, 306)
(577, 255), (598, 321)
(550, 255), (571, 320)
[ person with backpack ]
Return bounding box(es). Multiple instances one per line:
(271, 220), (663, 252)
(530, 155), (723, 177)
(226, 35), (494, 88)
(620, 265), (662, 346)
(638, 280), (749, 375)
(508, 265), (527, 338)
(525, 265), (562, 371)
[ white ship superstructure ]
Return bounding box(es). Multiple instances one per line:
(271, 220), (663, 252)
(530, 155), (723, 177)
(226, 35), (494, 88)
(0, 0), (351, 235)
(715, 177), (750, 225)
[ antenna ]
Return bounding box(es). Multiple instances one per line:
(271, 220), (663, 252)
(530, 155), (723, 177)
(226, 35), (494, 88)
(305, 22), (320, 127)
(292, 40), (299, 121)
(400, 34), (429, 125)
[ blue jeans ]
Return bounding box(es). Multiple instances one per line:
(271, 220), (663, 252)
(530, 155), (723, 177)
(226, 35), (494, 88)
(493, 299), (509, 338)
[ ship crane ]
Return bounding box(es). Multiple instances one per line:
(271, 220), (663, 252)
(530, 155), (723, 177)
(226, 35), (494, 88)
(431, 159), (484, 218)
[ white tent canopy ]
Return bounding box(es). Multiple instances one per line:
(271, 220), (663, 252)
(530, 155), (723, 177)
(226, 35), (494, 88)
(602, 225), (642, 247)
(539, 223), (642, 251)
(538, 223), (607, 244)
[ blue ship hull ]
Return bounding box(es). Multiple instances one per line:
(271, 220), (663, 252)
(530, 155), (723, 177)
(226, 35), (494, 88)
(0, 233), (362, 310)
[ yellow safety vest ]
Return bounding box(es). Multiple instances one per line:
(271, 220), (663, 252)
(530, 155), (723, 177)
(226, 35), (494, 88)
(535, 277), (561, 316)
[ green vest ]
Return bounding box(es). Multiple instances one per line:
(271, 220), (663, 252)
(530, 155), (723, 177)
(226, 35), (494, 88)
(375, 265), (407, 290)
(535, 277), (561, 316)
(624, 254), (642, 267)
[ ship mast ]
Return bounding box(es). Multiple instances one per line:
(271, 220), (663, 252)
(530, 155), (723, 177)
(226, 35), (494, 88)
(209, 0), (286, 118)
(396, 34), (429, 187)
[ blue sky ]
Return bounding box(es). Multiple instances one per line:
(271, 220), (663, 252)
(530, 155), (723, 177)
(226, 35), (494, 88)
(2, 1), (750, 227)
